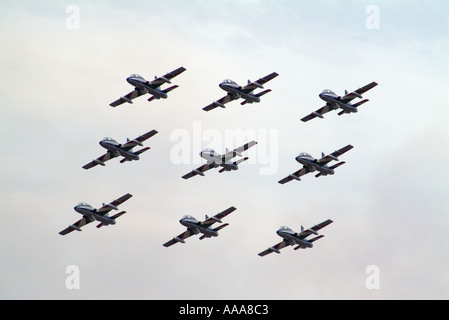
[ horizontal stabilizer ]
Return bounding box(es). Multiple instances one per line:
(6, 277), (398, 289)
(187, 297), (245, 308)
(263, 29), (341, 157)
(309, 235), (324, 242)
(255, 89), (272, 97)
(213, 223), (229, 232)
(96, 211), (126, 228)
(233, 157), (249, 165)
(330, 161), (346, 170)
(135, 147), (150, 155)
(353, 99), (369, 107)
(162, 85), (179, 93)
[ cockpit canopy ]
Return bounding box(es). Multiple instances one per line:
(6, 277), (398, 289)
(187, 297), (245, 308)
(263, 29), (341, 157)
(222, 79), (237, 85)
(182, 215), (195, 220)
(279, 226), (293, 232)
(322, 89), (335, 94)
(77, 202), (92, 207)
(297, 152), (312, 158)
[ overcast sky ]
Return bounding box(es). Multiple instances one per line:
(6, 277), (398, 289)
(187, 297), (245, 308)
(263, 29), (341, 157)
(1, 0), (448, 299)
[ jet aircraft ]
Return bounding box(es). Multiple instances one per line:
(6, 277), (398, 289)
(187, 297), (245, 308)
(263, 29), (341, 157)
(203, 72), (279, 111)
(59, 193), (133, 235)
(163, 206), (236, 247)
(278, 144), (353, 184)
(258, 219), (333, 256)
(301, 81), (378, 122)
(182, 141), (257, 179)
(109, 67), (186, 107)
(82, 129), (158, 169)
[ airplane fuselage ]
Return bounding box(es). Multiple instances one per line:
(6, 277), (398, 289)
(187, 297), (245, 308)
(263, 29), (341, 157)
(180, 217), (218, 238)
(295, 154), (334, 176)
(126, 75), (168, 99)
(100, 139), (139, 161)
(219, 81), (260, 104)
(74, 204), (116, 226)
(277, 228), (313, 248)
(200, 150), (238, 171)
(319, 91), (358, 113)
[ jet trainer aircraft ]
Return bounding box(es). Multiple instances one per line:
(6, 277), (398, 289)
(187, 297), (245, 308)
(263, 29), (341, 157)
(82, 129), (158, 169)
(163, 206), (236, 247)
(278, 144), (353, 184)
(182, 140), (257, 179)
(301, 81), (378, 122)
(203, 72), (279, 111)
(109, 66), (186, 107)
(59, 193), (133, 235)
(258, 219), (333, 257)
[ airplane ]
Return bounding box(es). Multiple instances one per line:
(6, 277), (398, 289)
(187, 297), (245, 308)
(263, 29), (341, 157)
(109, 66), (186, 107)
(278, 144), (353, 184)
(82, 129), (158, 169)
(258, 219), (333, 257)
(59, 193), (133, 235)
(203, 72), (279, 111)
(301, 81), (378, 122)
(163, 206), (236, 247)
(182, 140), (257, 179)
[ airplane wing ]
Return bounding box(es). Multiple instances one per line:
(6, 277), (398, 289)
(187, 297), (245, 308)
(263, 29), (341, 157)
(97, 193), (133, 214)
(182, 162), (220, 179)
(300, 103), (337, 122)
(297, 219), (333, 239)
(340, 81), (378, 103)
(258, 240), (289, 257)
(278, 167), (310, 184)
(59, 217), (91, 236)
(203, 94), (235, 111)
(110, 89), (145, 107)
(82, 152), (116, 170)
(200, 206), (236, 228)
(221, 140), (257, 162)
(121, 129), (158, 150)
(242, 72), (279, 92)
(317, 144), (353, 165)
(163, 229), (195, 247)
(148, 67), (186, 87)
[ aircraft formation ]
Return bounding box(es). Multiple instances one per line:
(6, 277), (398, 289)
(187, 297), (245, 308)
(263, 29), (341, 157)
(59, 66), (378, 257)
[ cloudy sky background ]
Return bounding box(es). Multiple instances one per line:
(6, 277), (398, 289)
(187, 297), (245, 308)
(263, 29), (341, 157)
(1, 0), (448, 299)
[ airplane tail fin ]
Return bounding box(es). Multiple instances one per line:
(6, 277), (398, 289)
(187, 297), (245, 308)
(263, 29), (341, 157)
(96, 211), (126, 228)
